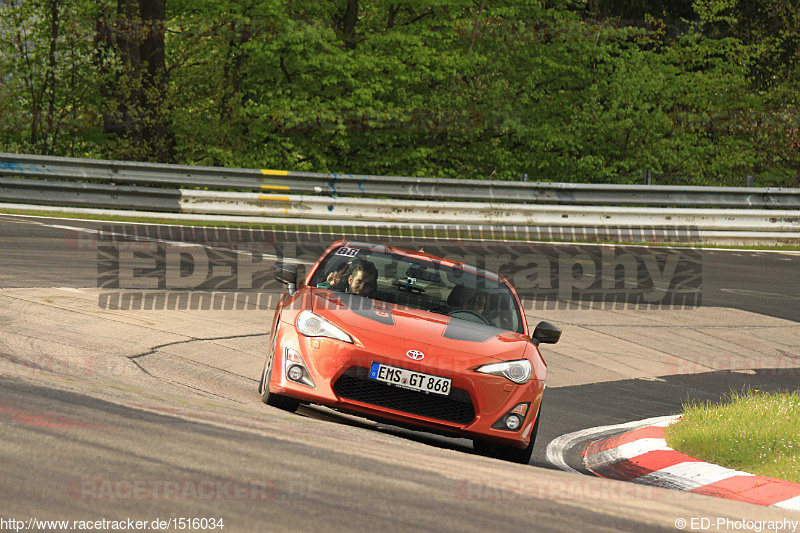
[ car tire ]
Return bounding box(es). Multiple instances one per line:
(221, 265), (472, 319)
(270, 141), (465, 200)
(473, 406), (541, 464)
(259, 326), (300, 413)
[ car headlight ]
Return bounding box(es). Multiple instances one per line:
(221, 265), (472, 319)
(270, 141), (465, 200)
(296, 310), (353, 343)
(476, 359), (533, 384)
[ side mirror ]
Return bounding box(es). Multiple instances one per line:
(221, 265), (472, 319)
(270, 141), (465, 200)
(532, 321), (561, 344)
(274, 263), (299, 295)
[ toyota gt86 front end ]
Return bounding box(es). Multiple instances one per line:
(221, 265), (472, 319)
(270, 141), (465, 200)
(259, 240), (561, 464)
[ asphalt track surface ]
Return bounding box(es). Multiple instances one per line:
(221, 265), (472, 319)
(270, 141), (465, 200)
(1, 216), (798, 321)
(1, 214), (799, 532)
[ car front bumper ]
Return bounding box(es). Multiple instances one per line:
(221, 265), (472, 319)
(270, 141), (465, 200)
(267, 323), (545, 448)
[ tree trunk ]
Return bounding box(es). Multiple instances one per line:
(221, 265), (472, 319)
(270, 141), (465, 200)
(104, 0), (173, 162)
(44, 0), (60, 154)
(342, 0), (358, 49)
(139, 0), (172, 161)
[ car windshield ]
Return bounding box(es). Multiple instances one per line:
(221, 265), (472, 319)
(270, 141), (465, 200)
(309, 245), (524, 333)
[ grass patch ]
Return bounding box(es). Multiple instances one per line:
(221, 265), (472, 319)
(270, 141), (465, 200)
(665, 390), (800, 482)
(2, 207), (800, 251)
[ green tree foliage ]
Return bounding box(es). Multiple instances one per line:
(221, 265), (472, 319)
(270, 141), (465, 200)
(692, 0), (800, 184)
(0, 0), (797, 185)
(0, 0), (114, 155)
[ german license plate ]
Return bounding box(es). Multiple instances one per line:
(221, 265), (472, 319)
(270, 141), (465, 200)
(369, 362), (451, 396)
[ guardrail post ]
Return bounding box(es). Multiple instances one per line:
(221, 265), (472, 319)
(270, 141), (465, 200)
(643, 168), (652, 185)
(747, 175), (754, 187)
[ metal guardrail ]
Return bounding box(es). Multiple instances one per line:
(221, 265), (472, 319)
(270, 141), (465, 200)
(2, 152), (799, 209)
(1, 152), (799, 245)
(0, 177), (181, 212)
(179, 190), (800, 233)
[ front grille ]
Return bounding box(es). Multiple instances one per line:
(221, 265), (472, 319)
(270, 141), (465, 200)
(333, 367), (476, 425)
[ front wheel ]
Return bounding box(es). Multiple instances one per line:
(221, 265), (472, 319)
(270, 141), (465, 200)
(473, 407), (541, 464)
(259, 329), (300, 413)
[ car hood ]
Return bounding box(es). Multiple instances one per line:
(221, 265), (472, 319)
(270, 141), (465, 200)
(309, 289), (530, 365)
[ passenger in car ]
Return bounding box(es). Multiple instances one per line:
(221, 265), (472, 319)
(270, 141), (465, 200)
(326, 260), (379, 297)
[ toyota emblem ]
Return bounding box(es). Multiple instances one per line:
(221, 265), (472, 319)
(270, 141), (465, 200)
(406, 350), (425, 361)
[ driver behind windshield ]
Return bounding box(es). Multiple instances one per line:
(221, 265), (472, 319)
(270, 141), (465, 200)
(447, 285), (487, 314)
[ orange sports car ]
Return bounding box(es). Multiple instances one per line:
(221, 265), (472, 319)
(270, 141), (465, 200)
(259, 240), (561, 463)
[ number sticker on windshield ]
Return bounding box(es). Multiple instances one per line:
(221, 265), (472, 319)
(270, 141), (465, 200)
(335, 247), (359, 258)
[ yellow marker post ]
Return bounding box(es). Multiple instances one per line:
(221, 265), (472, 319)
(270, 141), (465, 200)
(257, 195), (291, 202)
(257, 195), (291, 215)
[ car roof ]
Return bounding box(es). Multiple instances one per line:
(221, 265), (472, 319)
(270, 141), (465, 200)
(340, 240), (504, 283)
